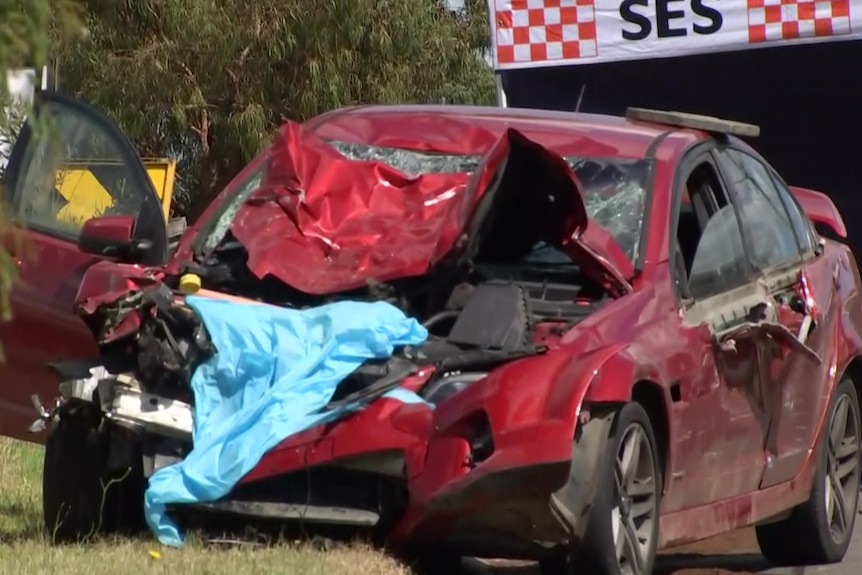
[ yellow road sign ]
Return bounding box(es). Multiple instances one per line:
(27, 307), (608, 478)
(53, 158), (176, 226)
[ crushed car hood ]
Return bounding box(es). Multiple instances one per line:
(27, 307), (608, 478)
(207, 122), (634, 295)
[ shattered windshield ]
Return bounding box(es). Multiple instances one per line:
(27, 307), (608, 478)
(200, 139), (652, 261)
(201, 165), (265, 251)
(328, 140), (652, 261)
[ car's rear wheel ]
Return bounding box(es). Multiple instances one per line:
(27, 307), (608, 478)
(756, 376), (861, 566)
(541, 402), (661, 575)
(43, 411), (145, 543)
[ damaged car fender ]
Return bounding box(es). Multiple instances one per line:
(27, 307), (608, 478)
(579, 345), (663, 404)
(411, 347), (645, 497)
(391, 347), (654, 551)
(543, 342), (666, 425)
(390, 353), (599, 551)
(542, 341), (673, 489)
(412, 341), (669, 484)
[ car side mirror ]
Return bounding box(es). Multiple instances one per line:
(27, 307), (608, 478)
(78, 214), (153, 262)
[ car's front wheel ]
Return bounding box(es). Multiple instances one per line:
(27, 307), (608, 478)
(755, 376), (861, 566)
(43, 410), (145, 543)
(541, 402), (662, 575)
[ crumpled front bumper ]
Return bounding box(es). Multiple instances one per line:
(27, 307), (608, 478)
(44, 363), (612, 558)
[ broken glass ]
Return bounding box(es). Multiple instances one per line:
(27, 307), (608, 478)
(328, 140), (651, 261)
(202, 165), (265, 251)
(199, 139), (652, 263)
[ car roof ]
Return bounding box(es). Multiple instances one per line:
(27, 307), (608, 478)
(306, 104), (706, 160)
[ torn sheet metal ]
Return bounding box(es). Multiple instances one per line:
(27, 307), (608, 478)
(213, 123), (635, 295)
(717, 321), (822, 365)
(144, 296), (429, 547)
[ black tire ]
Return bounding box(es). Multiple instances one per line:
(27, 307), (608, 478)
(541, 402), (662, 575)
(43, 411), (146, 543)
(756, 376), (861, 566)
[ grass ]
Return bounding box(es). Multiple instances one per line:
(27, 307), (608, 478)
(0, 438), (409, 575)
(0, 438), (782, 575)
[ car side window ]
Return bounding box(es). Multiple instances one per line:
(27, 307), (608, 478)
(11, 99), (149, 240)
(715, 148), (805, 271)
(675, 160), (751, 300)
(768, 171), (817, 256)
(201, 165), (265, 251)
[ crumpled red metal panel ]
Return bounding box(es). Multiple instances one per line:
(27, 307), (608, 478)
(228, 121), (631, 295)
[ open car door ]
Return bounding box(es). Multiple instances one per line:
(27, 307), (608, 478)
(0, 92), (168, 443)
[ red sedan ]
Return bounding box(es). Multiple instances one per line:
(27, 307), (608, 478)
(0, 94), (860, 574)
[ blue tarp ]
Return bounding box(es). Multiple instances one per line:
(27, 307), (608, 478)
(144, 296), (429, 546)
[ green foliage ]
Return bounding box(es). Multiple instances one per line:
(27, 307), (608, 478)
(0, 92), (27, 172)
(53, 0), (495, 218)
(0, 91), (27, 341)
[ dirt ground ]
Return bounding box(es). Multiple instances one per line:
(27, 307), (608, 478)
(476, 528), (766, 574)
(481, 520), (862, 574)
(655, 527), (767, 575)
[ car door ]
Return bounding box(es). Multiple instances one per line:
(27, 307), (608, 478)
(0, 92), (168, 443)
(713, 146), (832, 489)
(664, 149), (772, 512)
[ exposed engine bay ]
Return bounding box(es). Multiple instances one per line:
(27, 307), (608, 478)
(85, 268), (607, 403)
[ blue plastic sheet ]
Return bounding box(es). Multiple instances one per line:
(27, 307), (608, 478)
(144, 296), (429, 546)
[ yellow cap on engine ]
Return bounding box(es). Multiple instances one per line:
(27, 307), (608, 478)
(178, 273), (202, 295)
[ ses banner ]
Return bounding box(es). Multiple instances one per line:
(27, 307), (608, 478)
(489, 0), (862, 70)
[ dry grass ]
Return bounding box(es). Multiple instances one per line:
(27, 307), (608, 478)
(0, 437), (782, 575)
(0, 438), (409, 575)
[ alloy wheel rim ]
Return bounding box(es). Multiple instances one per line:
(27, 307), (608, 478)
(824, 393), (860, 545)
(612, 422), (657, 575)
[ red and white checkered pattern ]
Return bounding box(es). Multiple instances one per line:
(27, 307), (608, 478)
(494, 0), (598, 66)
(748, 0), (852, 43)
